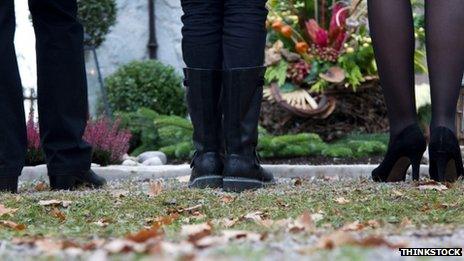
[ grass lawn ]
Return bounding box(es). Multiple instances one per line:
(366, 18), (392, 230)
(0, 177), (463, 260)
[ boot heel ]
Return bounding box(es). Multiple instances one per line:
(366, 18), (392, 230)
(49, 176), (77, 191)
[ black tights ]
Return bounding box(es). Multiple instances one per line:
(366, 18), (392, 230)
(368, 0), (464, 137)
(181, 0), (268, 69)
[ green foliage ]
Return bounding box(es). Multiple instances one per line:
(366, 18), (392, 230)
(106, 60), (187, 116)
(77, 0), (117, 47)
(265, 60), (288, 87)
(117, 108), (160, 154)
(322, 146), (353, 158)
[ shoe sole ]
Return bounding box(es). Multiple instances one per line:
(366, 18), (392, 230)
(188, 175), (223, 189)
(223, 177), (276, 193)
(386, 157), (410, 182)
(49, 176), (105, 191)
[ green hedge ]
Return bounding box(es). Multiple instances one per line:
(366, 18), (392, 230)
(106, 61), (187, 116)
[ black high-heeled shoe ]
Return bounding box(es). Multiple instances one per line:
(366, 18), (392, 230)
(429, 126), (464, 182)
(372, 124), (426, 182)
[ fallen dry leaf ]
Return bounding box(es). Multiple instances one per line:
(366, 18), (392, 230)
(34, 181), (49, 192)
(242, 211), (272, 227)
(288, 210), (314, 233)
(220, 195), (236, 204)
(126, 228), (163, 243)
(334, 197), (351, 205)
(181, 222), (213, 244)
(400, 217), (413, 228)
(418, 184), (448, 191)
(341, 221), (365, 231)
(391, 189), (404, 197)
(148, 180), (163, 197)
(50, 208), (66, 222)
(0, 204), (17, 217)
(93, 218), (113, 228)
(0, 220), (26, 231)
(316, 231), (406, 250)
(39, 200), (72, 208)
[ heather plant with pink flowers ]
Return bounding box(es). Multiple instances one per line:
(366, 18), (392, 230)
(26, 112), (45, 166)
(25, 114), (131, 166)
(83, 117), (132, 166)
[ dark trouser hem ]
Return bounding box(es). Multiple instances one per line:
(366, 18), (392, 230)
(0, 165), (24, 178)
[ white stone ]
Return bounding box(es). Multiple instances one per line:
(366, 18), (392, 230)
(91, 163), (101, 167)
(142, 157), (164, 166)
(122, 159), (139, 166)
(138, 151), (167, 164)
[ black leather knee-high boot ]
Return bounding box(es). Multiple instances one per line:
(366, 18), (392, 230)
(222, 67), (275, 192)
(184, 68), (224, 189)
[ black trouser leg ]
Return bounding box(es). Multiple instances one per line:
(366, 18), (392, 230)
(222, 0), (268, 69)
(181, 0), (223, 69)
(29, 0), (92, 175)
(0, 0), (27, 178)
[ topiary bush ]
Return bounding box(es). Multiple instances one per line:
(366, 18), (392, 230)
(106, 60), (187, 116)
(78, 0), (117, 47)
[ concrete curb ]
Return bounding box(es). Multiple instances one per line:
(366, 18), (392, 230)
(20, 164), (431, 182)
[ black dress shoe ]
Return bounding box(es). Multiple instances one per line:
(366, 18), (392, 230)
(0, 176), (18, 193)
(429, 126), (464, 182)
(372, 124), (426, 182)
(49, 170), (106, 190)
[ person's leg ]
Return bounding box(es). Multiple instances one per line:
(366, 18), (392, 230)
(0, 0), (27, 192)
(221, 0), (274, 192)
(222, 0), (267, 69)
(367, 0), (417, 138)
(425, 0), (464, 182)
(29, 0), (105, 189)
(181, 0), (223, 69)
(181, 0), (224, 189)
(425, 0), (464, 131)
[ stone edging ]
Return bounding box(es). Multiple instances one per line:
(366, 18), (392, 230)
(20, 164), (430, 182)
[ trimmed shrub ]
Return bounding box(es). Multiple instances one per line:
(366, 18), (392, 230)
(78, 0), (117, 47)
(106, 60), (187, 116)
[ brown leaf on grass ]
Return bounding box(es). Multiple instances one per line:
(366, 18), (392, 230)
(316, 231), (406, 250)
(220, 195), (236, 204)
(417, 180), (448, 191)
(126, 228), (163, 243)
(367, 220), (381, 229)
(288, 210), (314, 233)
(400, 217), (413, 228)
(181, 222), (213, 244)
(418, 184), (448, 191)
(39, 200), (72, 208)
(146, 213), (179, 230)
(341, 221), (365, 231)
(334, 197), (351, 205)
(0, 220), (26, 231)
(242, 211), (272, 227)
(93, 218), (113, 228)
(317, 231), (358, 249)
(34, 181), (49, 192)
(357, 235), (407, 249)
(391, 189), (404, 197)
(0, 204), (17, 217)
(293, 178), (303, 186)
(50, 208), (66, 222)
(148, 180), (163, 197)
(214, 218), (238, 228)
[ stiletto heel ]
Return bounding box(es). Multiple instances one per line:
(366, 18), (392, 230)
(429, 127), (463, 182)
(411, 154), (422, 181)
(372, 124), (426, 182)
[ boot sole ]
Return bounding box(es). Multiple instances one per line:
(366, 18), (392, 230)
(49, 176), (105, 191)
(188, 175), (223, 189)
(223, 177), (273, 193)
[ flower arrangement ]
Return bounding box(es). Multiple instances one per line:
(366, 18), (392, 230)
(264, 0), (426, 118)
